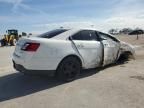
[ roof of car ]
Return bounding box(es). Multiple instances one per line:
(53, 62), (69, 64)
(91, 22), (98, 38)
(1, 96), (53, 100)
(52, 28), (100, 40)
(62, 28), (98, 31)
(38, 28), (117, 41)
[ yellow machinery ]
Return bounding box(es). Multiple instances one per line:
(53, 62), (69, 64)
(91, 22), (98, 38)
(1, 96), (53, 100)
(1, 29), (19, 46)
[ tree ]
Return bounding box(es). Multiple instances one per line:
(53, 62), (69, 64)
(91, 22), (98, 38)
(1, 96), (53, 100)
(119, 28), (133, 34)
(129, 29), (144, 40)
(108, 29), (118, 35)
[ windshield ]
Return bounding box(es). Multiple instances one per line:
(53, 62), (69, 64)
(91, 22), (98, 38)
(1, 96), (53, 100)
(37, 29), (68, 38)
(8, 30), (17, 35)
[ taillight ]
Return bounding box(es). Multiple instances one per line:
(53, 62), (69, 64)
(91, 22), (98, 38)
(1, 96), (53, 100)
(21, 42), (40, 51)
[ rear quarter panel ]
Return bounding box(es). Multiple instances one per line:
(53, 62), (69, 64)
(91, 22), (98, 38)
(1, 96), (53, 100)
(28, 39), (82, 70)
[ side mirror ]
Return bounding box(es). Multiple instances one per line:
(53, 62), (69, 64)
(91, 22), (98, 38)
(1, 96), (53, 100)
(100, 38), (107, 41)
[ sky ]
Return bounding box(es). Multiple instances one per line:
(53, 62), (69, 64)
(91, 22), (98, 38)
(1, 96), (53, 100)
(0, 0), (144, 35)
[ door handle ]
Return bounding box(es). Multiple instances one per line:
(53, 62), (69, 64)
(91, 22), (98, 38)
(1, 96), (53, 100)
(104, 44), (108, 47)
(77, 44), (84, 48)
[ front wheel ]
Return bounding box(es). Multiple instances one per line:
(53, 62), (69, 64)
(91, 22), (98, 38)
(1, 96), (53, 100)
(56, 56), (81, 82)
(10, 39), (17, 46)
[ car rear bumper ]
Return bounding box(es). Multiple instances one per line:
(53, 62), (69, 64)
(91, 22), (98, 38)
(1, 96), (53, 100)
(13, 60), (56, 76)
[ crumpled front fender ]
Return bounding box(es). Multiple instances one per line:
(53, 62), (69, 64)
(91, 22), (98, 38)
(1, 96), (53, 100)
(118, 41), (135, 59)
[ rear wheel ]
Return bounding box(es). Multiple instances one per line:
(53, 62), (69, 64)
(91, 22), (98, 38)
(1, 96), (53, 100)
(56, 56), (81, 82)
(10, 40), (14, 46)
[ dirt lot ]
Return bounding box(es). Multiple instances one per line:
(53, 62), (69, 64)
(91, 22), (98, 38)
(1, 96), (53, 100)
(0, 35), (144, 108)
(117, 34), (144, 45)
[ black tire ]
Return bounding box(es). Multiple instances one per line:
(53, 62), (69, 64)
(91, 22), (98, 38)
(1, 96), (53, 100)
(117, 52), (134, 64)
(1, 39), (6, 46)
(56, 56), (81, 82)
(10, 40), (14, 46)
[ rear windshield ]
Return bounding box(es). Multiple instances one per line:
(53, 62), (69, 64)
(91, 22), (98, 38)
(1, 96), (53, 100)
(37, 29), (68, 38)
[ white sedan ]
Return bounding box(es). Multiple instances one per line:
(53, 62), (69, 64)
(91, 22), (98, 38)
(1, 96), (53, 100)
(12, 28), (135, 81)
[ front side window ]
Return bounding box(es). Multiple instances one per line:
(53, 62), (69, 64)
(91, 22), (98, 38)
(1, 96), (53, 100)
(38, 29), (68, 38)
(72, 30), (99, 41)
(98, 32), (119, 42)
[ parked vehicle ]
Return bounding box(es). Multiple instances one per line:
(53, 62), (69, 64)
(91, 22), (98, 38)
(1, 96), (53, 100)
(1, 29), (18, 46)
(12, 28), (135, 81)
(0, 29), (27, 46)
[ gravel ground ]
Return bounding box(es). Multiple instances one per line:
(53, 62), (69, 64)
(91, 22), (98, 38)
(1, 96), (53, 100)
(0, 36), (144, 108)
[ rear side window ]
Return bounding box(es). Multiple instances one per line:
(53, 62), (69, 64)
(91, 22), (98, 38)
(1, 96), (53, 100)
(38, 29), (68, 38)
(72, 30), (99, 41)
(71, 32), (82, 40)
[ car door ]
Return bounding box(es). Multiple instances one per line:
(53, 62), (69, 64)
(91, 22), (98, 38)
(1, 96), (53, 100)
(97, 32), (120, 66)
(71, 30), (103, 69)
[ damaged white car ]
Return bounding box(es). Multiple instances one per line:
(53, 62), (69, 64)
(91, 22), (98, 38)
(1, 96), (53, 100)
(12, 28), (135, 81)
